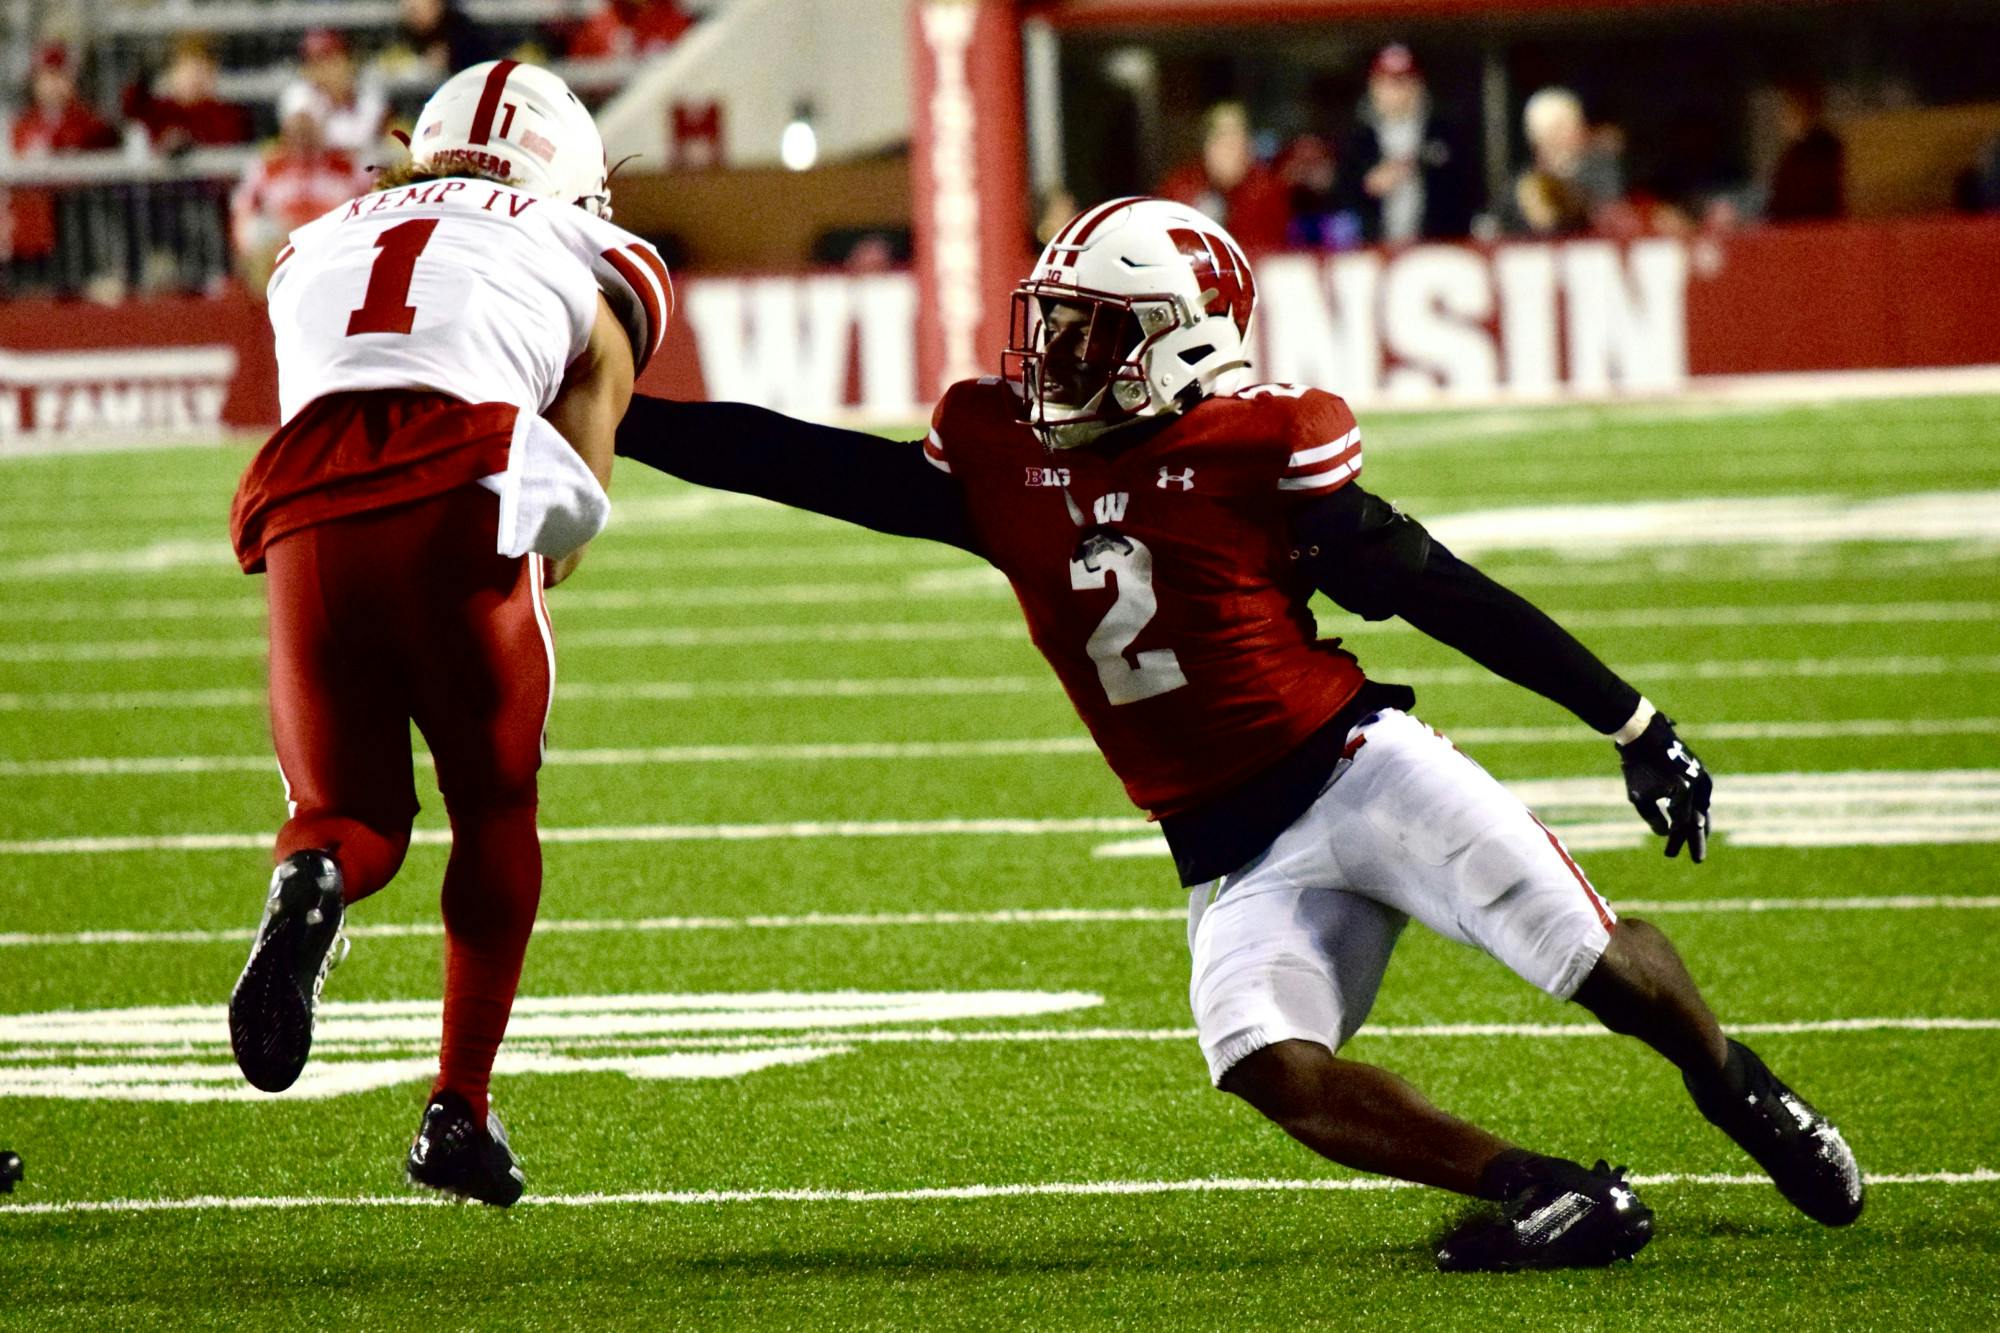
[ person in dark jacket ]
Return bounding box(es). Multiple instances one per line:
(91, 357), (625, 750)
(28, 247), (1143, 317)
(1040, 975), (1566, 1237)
(1766, 81), (1845, 223)
(1337, 44), (1474, 244)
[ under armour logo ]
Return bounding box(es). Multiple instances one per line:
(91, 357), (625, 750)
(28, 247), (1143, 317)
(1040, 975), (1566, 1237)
(1157, 467), (1195, 490)
(1092, 492), (1129, 524)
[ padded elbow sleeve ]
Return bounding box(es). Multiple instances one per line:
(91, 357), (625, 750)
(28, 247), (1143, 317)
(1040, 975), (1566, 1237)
(1288, 487), (1434, 621)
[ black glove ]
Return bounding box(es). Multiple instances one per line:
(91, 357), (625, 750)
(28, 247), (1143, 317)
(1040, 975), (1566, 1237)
(1617, 712), (1712, 862)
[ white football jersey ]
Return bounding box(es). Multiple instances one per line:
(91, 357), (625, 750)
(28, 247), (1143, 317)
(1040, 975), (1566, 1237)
(267, 176), (670, 424)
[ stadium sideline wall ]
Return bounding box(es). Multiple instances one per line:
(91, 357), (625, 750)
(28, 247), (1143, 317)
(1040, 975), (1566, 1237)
(4, 217), (2000, 452)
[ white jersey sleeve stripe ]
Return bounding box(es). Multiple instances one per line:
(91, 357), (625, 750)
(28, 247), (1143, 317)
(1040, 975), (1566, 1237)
(922, 428), (952, 473)
(626, 242), (674, 321)
(1285, 427), (1361, 469)
(599, 246), (666, 371)
(1277, 458), (1360, 491)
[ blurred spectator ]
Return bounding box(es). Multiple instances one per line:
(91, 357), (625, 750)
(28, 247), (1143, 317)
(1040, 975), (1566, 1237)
(1506, 86), (1621, 236)
(118, 35), (249, 296)
(7, 43), (118, 278)
(378, 0), (495, 81)
(123, 35), (252, 154)
(1765, 81), (1845, 222)
(9, 42), (117, 159)
(1035, 185), (1078, 246)
(1336, 44), (1474, 244)
(281, 29), (389, 159)
(812, 226), (911, 272)
(232, 94), (369, 295)
(1158, 102), (1289, 252)
(1958, 133), (2000, 214)
(1276, 134), (1359, 250)
(568, 0), (694, 60)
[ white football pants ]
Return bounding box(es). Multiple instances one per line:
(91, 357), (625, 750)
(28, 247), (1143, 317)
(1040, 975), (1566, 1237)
(1186, 708), (1616, 1084)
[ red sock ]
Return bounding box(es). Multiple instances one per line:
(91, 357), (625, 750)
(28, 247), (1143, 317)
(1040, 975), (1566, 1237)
(433, 800), (542, 1123)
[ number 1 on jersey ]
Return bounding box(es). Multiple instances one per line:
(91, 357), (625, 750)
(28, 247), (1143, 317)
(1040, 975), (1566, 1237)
(346, 218), (440, 336)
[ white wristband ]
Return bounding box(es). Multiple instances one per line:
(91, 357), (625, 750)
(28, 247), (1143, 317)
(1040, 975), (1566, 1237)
(1611, 697), (1657, 746)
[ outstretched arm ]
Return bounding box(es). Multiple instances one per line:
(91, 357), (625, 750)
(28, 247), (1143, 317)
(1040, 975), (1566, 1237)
(1291, 484), (1711, 860)
(614, 396), (982, 556)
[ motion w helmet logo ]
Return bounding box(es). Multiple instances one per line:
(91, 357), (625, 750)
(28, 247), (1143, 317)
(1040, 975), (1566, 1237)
(1165, 227), (1255, 332)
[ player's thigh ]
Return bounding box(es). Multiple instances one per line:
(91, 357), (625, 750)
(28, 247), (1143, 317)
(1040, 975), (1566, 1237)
(401, 489), (552, 807)
(1187, 868), (1407, 1087)
(1334, 710), (1614, 999)
(264, 525), (418, 826)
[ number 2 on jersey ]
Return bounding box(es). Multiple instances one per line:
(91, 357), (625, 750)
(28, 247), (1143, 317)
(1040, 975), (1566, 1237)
(1071, 532), (1188, 706)
(346, 218), (440, 336)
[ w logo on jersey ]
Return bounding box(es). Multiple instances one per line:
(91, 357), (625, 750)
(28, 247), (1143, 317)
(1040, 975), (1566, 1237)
(1092, 492), (1130, 524)
(1166, 227), (1255, 333)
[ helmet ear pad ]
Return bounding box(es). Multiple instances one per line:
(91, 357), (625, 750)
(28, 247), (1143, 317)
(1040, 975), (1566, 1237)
(1006, 197), (1258, 448)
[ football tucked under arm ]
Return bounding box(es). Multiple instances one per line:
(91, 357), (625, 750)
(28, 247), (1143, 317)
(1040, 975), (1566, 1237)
(613, 396), (984, 555)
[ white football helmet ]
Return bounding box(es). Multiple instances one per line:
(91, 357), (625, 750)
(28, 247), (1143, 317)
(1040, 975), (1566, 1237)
(411, 59), (611, 217)
(1006, 197), (1258, 449)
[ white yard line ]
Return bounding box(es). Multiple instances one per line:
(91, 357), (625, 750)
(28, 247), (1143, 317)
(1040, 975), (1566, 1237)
(16, 538), (2000, 624)
(8, 768), (2000, 856)
(12, 542), (1998, 619)
(0, 675), (1049, 712)
(3, 1016), (1991, 1067)
(9, 578), (1015, 623)
(4, 896), (1996, 950)
(0, 620), (1035, 663)
(1428, 490), (2000, 552)
(0, 1169), (1992, 1217)
(8, 485), (2000, 582)
(0, 817), (1150, 856)
(478, 1015), (2000, 1052)
(6, 651), (2000, 713)
(5, 601), (1995, 663)
(7, 718), (1999, 779)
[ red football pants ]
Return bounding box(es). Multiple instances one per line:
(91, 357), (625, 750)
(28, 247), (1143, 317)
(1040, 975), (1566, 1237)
(264, 485), (551, 1119)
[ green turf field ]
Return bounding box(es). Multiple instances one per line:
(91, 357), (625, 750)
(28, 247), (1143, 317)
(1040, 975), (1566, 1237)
(2, 393), (1998, 1329)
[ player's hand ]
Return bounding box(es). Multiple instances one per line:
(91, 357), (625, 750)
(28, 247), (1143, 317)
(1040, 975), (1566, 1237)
(1616, 712), (1712, 862)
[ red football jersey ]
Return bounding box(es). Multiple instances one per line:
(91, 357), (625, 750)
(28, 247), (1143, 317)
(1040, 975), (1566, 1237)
(928, 378), (1370, 816)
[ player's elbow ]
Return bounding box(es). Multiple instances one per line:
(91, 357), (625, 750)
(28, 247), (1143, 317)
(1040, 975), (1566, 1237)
(1300, 513), (1435, 622)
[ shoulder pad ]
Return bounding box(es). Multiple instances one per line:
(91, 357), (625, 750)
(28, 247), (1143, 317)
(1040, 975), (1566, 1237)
(563, 209), (672, 372)
(929, 377), (1028, 473)
(1240, 385), (1361, 495)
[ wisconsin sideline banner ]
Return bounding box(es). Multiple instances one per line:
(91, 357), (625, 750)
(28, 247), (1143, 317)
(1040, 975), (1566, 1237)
(5, 218), (1998, 451)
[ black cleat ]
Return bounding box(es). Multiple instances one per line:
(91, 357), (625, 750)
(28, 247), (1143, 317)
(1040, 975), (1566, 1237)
(1686, 1039), (1863, 1226)
(407, 1090), (526, 1208)
(228, 850), (349, 1093)
(1437, 1158), (1654, 1273)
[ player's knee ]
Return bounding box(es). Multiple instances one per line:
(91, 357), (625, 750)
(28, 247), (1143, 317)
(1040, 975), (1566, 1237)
(1218, 1038), (1336, 1126)
(1597, 916), (1672, 983)
(437, 763), (539, 821)
(1577, 916), (1680, 1014)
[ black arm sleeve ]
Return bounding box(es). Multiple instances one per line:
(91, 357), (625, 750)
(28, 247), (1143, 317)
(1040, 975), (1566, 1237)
(1291, 485), (1641, 734)
(614, 396), (983, 556)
